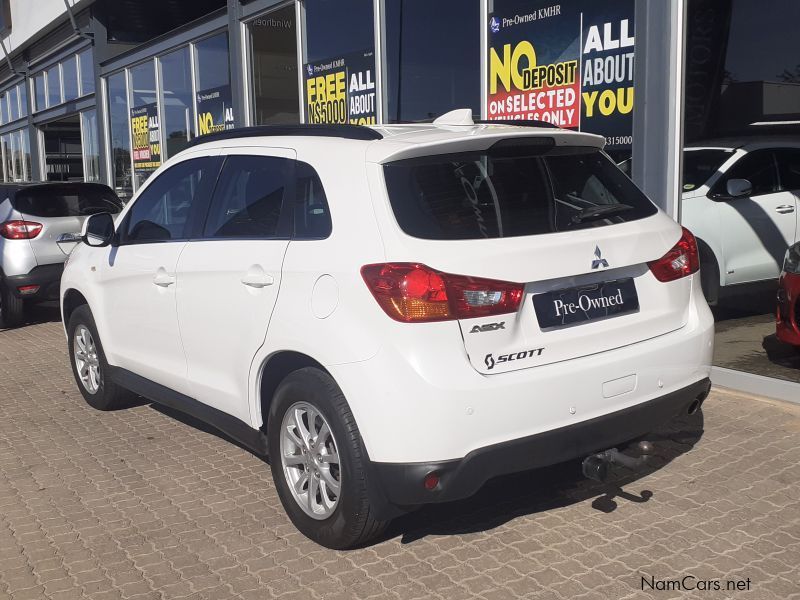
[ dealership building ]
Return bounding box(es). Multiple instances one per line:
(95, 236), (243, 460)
(1, 0), (799, 394)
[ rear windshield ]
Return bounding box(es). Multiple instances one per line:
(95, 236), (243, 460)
(383, 145), (657, 240)
(13, 185), (123, 218)
(682, 149), (734, 191)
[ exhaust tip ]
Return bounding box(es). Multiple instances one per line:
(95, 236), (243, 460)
(687, 398), (702, 415)
(582, 455), (608, 482)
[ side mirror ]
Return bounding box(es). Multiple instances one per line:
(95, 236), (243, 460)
(726, 178), (752, 198)
(82, 212), (115, 247)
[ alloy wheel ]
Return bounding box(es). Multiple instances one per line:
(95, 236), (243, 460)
(74, 325), (102, 394)
(280, 402), (342, 519)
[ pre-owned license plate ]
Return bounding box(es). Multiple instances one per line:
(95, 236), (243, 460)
(533, 278), (639, 329)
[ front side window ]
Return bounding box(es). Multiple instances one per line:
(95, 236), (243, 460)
(384, 145), (657, 240)
(682, 149), (734, 191)
(123, 157), (219, 243)
(775, 148), (800, 192)
(203, 155), (289, 239)
(714, 150), (779, 197)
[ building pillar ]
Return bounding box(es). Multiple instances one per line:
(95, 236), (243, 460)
(227, 0), (246, 128)
(631, 0), (687, 221)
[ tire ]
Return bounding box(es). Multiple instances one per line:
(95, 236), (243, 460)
(268, 367), (388, 549)
(699, 252), (720, 306)
(67, 304), (134, 411)
(0, 280), (25, 329)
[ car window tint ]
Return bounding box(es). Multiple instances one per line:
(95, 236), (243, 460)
(203, 155), (289, 239)
(776, 148), (800, 191)
(383, 147), (656, 240)
(123, 157), (213, 243)
(294, 162), (331, 239)
(720, 150), (779, 196)
(12, 185), (123, 217)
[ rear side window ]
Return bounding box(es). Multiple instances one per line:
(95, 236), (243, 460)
(203, 155), (290, 239)
(383, 146), (657, 240)
(294, 162), (331, 239)
(13, 185), (123, 218)
(122, 157), (218, 243)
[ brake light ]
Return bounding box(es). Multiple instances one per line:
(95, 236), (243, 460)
(361, 263), (524, 322)
(648, 227), (700, 282)
(0, 220), (43, 240)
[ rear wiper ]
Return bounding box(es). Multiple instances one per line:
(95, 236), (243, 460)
(571, 203), (634, 223)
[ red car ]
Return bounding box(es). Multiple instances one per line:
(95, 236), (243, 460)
(777, 243), (800, 348)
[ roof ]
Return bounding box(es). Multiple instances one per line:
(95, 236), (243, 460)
(183, 119), (605, 164)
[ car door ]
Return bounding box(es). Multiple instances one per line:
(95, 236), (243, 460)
(175, 149), (293, 422)
(712, 149), (797, 284)
(97, 154), (222, 391)
(775, 147), (800, 244)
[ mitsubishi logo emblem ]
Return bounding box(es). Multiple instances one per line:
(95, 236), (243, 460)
(592, 246), (609, 269)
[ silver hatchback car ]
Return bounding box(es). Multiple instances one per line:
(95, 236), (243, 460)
(0, 182), (123, 328)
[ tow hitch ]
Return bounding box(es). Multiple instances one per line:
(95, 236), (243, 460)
(582, 440), (654, 483)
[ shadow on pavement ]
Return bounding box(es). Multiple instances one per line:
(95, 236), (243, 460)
(0, 301), (63, 331)
(386, 409), (705, 545)
(142, 395), (704, 547)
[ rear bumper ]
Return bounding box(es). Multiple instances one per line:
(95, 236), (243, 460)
(5, 264), (64, 300)
(368, 377), (711, 508)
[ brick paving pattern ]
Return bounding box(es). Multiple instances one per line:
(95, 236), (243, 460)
(1, 311), (799, 599)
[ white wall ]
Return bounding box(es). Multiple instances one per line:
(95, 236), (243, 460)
(1, 0), (81, 55)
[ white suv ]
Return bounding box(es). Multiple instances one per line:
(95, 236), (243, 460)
(681, 138), (800, 303)
(61, 111), (714, 549)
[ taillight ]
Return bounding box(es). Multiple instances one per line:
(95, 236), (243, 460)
(648, 227), (700, 282)
(361, 263), (524, 323)
(0, 220), (43, 240)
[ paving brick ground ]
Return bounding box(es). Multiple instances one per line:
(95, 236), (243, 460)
(1, 309), (799, 600)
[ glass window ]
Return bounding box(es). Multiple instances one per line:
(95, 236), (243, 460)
(385, 0), (480, 122)
(33, 73), (46, 112)
(12, 130), (23, 181)
(79, 49), (95, 95)
(0, 94), (6, 124)
(107, 71), (133, 202)
(160, 47), (194, 158)
(20, 130), (31, 182)
(713, 150), (779, 197)
(304, 0), (374, 63)
(203, 155), (289, 239)
(1, 134), (11, 181)
(123, 157), (219, 243)
(12, 184), (123, 217)
(776, 149), (800, 192)
(8, 86), (18, 122)
(294, 162), (331, 239)
(47, 65), (62, 107)
(383, 146), (657, 240)
(195, 33), (230, 92)
(130, 60), (156, 107)
(18, 82), (28, 118)
(62, 55), (79, 101)
(81, 110), (101, 183)
(249, 5), (299, 125)
(682, 149), (734, 191)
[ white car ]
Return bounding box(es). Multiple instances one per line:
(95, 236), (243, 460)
(681, 138), (800, 304)
(61, 110), (714, 549)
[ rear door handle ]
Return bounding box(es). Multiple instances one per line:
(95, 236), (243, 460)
(241, 273), (274, 288)
(776, 205), (795, 214)
(153, 272), (176, 287)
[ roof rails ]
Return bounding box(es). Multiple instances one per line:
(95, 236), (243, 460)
(185, 124), (383, 149)
(474, 119), (561, 130)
